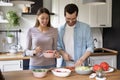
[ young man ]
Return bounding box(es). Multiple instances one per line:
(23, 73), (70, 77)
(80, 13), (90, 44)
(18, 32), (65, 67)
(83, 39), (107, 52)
(57, 3), (94, 67)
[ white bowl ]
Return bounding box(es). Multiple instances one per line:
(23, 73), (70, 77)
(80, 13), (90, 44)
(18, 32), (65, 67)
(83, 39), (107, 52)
(51, 68), (71, 77)
(43, 50), (55, 58)
(75, 66), (92, 75)
(32, 69), (48, 78)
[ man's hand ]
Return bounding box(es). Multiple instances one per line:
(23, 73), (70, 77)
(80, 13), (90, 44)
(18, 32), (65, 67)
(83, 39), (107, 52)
(74, 51), (92, 67)
(75, 58), (84, 67)
(62, 52), (72, 61)
(59, 50), (73, 61)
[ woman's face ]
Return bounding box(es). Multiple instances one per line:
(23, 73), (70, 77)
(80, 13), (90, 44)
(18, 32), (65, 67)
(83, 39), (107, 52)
(38, 13), (49, 27)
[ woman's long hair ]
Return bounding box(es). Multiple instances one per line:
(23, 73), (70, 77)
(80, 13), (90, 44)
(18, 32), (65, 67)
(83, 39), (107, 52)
(34, 8), (51, 27)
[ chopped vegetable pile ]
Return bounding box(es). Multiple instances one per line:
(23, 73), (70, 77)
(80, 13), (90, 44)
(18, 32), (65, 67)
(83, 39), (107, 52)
(33, 69), (47, 72)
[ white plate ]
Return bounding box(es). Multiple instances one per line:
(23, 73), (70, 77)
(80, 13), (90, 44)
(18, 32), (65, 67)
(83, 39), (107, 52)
(104, 67), (114, 73)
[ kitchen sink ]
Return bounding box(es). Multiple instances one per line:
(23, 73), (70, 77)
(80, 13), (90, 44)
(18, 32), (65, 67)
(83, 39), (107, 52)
(94, 48), (118, 53)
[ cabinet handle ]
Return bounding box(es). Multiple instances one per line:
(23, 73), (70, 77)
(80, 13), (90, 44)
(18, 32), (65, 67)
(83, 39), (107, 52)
(20, 61), (23, 68)
(99, 24), (106, 26)
(2, 65), (4, 72)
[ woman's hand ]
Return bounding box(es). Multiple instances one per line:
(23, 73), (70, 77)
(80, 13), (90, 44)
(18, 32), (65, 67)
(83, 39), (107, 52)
(33, 46), (42, 54)
(54, 50), (61, 58)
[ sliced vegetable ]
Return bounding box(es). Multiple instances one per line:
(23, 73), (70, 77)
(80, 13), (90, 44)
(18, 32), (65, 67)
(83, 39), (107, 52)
(33, 69), (47, 72)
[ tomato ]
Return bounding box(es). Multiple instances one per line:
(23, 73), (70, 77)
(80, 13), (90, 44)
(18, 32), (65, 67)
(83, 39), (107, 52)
(100, 62), (109, 71)
(65, 66), (75, 71)
(93, 64), (103, 72)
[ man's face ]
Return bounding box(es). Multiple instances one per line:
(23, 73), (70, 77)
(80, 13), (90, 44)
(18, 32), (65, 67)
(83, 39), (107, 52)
(65, 12), (77, 26)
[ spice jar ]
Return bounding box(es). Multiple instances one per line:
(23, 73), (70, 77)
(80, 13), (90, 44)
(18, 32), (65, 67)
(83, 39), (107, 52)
(22, 6), (29, 13)
(96, 71), (106, 80)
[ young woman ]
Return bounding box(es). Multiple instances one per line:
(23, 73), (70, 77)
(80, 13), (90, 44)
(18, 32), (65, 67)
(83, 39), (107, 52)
(25, 8), (59, 69)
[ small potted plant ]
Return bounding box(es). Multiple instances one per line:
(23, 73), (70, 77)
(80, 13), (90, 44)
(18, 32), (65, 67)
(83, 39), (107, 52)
(6, 11), (20, 43)
(6, 33), (14, 43)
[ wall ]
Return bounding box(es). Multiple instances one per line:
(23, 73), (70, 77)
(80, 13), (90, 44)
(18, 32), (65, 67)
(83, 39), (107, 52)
(103, 0), (120, 69)
(0, 0), (52, 52)
(91, 28), (103, 48)
(0, 5), (36, 52)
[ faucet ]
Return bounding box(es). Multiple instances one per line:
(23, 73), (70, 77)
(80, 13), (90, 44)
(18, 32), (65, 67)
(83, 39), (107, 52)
(94, 38), (98, 48)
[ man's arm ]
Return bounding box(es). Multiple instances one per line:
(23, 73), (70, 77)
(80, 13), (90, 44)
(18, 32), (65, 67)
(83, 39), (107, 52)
(75, 51), (92, 66)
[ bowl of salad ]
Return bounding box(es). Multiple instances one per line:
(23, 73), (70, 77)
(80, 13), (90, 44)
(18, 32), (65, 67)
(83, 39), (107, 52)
(32, 69), (48, 78)
(75, 66), (92, 75)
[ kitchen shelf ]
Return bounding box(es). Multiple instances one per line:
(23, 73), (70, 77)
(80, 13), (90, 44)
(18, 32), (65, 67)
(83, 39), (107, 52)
(11, 1), (34, 4)
(22, 12), (55, 15)
(0, 2), (13, 6)
(0, 29), (22, 32)
(0, 19), (8, 23)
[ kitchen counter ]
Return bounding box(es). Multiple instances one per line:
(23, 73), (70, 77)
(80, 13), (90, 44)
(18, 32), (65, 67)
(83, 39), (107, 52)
(0, 48), (118, 61)
(2, 70), (120, 80)
(0, 52), (30, 61)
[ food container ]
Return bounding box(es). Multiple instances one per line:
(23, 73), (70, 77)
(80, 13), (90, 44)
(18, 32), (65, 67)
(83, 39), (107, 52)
(51, 68), (71, 77)
(75, 66), (92, 75)
(32, 69), (48, 78)
(43, 50), (55, 58)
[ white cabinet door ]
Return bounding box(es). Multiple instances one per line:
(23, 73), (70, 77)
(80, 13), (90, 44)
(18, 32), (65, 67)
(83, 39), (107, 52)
(89, 0), (112, 27)
(52, 0), (90, 27)
(52, 0), (75, 26)
(0, 60), (23, 72)
(77, 0), (90, 25)
(89, 55), (117, 68)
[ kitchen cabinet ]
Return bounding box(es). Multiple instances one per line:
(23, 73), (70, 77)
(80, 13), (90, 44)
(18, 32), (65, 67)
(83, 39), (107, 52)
(77, 1), (90, 25)
(0, 52), (30, 71)
(0, 60), (23, 72)
(52, 0), (90, 27)
(89, 0), (112, 27)
(52, 0), (73, 27)
(52, 0), (112, 28)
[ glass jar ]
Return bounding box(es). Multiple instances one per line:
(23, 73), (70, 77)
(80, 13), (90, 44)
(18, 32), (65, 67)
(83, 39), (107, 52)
(96, 71), (105, 78)
(0, 11), (3, 20)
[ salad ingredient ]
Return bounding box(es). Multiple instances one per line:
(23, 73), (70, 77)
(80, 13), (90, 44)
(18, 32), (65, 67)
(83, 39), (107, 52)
(100, 62), (109, 71)
(93, 64), (103, 72)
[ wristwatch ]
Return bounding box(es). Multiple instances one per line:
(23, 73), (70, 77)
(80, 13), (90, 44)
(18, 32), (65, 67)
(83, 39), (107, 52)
(33, 53), (36, 56)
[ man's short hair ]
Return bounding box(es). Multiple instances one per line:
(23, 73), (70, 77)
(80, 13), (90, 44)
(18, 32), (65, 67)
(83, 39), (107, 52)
(64, 3), (79, 16)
